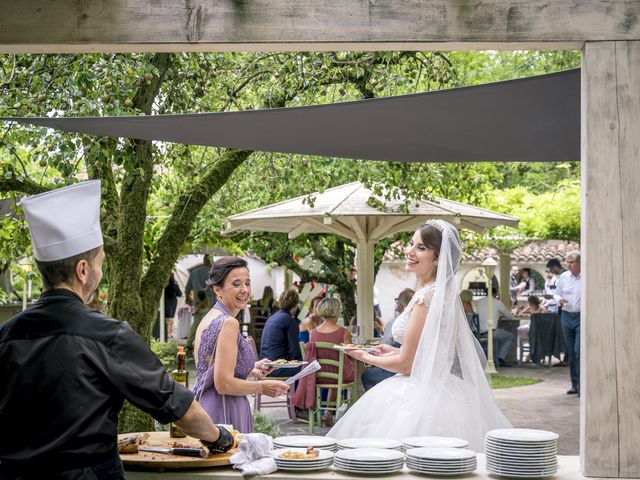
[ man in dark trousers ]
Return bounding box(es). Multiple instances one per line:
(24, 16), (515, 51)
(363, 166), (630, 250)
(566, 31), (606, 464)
(0, 181), (233, 479)
(554, 251), (582, 395)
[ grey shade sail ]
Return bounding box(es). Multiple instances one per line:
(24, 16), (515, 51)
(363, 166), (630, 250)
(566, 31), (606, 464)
(1, 69), (579, 164)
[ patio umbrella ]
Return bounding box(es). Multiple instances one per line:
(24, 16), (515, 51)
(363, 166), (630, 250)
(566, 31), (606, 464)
(223, 181), (518, 341)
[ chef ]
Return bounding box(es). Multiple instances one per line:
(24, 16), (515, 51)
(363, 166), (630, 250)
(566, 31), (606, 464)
(0, 181), (233, 479)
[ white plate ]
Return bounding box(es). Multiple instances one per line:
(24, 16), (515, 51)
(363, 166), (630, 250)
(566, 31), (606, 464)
(487, 429), (559, 443)
(485, 442), (557, 451)
(332, 345), (376, 353)
(407, 468), (474, 476)
(276, 464), (333, 472)
(271, 448), (334, 462)
(273, 435), (337, 449)
(338, 438), (402, 450)
(402, 436), (469, 449)
(407, 459), (477, 467)
(405, 447), (476, 461)
(488, 467), (558, 477)
(485, 445), (557, 455)
(333, 464), (404, 474)
(262, 361), (308, 369)
(407, 460), (476, 469)
(335, 448), (405, 462)
(407, 463), (476, 473)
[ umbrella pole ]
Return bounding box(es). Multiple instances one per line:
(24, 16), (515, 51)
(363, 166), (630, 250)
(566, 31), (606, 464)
(356, 242), (375, 343)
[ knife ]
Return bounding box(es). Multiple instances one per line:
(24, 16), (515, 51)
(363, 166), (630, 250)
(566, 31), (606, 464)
(139, 446), (207, 457)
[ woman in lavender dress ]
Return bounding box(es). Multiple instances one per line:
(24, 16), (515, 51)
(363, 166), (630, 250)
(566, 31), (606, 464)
(193, 257), (289, 432)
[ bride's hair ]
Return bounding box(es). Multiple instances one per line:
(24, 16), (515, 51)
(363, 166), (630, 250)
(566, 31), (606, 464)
(418, 221), (461, 269)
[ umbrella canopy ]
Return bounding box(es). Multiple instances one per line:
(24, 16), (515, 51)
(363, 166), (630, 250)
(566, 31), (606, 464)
(224, 181), (518, 340)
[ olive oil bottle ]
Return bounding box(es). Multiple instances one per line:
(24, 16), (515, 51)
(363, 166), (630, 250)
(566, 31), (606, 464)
(169, 346), (189, 438)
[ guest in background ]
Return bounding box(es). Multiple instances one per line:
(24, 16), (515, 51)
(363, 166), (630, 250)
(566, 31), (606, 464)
(186, 290), (212, 357)
(476, 286), (515, 367)
(164, 273), (182, 338)
(460, 289), (477, 335)
(555, 251), (581, 395)
(519, 268), (535, 296)
(509, 265), (520, 309)
(256, 286), (276, 318)
(259, 289), (303, 377)
(309, 297), (354, 426)
(299, 296), (323, 343)
(361, 288), (414, 391)
(185, 254), (214, 308)
(516, 295), (547, 342)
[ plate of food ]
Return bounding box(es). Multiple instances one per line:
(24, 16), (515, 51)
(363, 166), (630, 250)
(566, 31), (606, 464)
(333, 344), (377, 352)
(261, 359), (308, 369)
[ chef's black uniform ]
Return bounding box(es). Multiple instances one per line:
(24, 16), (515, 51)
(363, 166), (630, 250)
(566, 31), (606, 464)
(0, 289), (194, 479)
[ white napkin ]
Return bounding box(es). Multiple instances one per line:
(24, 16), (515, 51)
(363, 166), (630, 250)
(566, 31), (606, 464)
(230, 433), (277, 476)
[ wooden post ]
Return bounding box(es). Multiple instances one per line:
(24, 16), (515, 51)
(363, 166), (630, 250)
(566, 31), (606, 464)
(355, 241), (375, 343)
(581, 41), (640, 478)
(499, 252), (511, 306)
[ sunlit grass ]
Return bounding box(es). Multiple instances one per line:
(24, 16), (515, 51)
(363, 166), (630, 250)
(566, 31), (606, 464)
(490, 375), (543, 389)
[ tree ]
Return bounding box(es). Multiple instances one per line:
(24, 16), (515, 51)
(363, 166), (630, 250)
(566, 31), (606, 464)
(0, 49), (581, 431)
(0, 50), (467, 431)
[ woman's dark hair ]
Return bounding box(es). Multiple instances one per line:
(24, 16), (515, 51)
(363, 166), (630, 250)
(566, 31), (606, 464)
(36, 246), (102, 290)
(528, 295), (541, 307)
(521, 267), (531, 276)
(418, 223), (443, 259)
(278, 288), (300, 310)
(206, 257), (248, 287)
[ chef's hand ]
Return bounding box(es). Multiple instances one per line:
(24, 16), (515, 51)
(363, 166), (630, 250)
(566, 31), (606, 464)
(202, 425), (234, 454)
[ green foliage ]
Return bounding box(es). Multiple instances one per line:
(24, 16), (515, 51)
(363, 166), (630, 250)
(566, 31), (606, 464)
(485, 179), (581, 242)
(252, 411), (281, 438)
(0, 286), (8, 305)
(150, 340), (178, 371)
(490, 375), (543, 389)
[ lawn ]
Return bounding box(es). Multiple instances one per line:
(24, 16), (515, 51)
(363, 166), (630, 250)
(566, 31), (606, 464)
(490, 375), (543, 389)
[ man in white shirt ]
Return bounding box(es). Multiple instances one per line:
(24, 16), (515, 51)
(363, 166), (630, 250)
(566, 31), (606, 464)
(476, 287), (516, 367)
(554, 251), (581, 395)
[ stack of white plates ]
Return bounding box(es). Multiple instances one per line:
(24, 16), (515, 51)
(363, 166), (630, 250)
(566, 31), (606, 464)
(270, 448), (334, 472)
(333, 448), (405, 474)
(485, 428), (559, 478)
(337, 437), (403, 451)
(405, 447), (477, 476)
(402, 436), (469, 452)
(273, 435), (337, 452)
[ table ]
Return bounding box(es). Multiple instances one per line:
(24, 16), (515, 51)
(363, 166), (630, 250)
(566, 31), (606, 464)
(125, 455), (604, 479)
(528, 313), (565, 365)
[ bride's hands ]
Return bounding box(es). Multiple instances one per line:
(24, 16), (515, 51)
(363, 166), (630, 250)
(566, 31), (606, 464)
(345, 349), (369, 362)
(373, 344), (399, 356)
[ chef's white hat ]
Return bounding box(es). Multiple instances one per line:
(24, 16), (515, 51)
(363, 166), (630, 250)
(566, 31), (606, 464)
(20, 180), (103, 262)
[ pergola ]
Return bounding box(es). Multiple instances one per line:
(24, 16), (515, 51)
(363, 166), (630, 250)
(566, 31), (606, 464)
(2, 3), (639, 478)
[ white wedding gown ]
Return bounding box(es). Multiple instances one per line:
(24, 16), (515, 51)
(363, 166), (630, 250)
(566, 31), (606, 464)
(328, 222), (511, 452)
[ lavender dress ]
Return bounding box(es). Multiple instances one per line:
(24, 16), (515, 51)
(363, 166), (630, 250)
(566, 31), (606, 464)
(193, 312), (257, 432)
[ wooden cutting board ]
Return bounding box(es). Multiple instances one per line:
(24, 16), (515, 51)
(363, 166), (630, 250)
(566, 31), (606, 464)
(119, 431), (236, 470)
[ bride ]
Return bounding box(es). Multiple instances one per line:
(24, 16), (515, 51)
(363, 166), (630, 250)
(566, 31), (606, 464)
(328, 220), (511, 451)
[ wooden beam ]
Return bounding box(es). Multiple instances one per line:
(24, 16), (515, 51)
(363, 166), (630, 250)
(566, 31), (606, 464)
(2, 1), (640, 53)
(581, 40), (640, 478)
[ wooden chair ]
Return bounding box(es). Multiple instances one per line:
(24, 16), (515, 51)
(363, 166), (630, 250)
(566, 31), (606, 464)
(253, 376), (297, 421)
(308, 341), (357, 434)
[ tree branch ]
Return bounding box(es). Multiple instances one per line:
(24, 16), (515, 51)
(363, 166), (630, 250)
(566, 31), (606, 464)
(0, 176), (48, 195)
